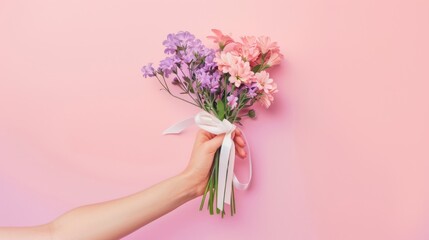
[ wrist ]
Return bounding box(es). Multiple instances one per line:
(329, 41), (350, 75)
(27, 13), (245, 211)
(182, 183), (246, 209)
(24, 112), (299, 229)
(177, 171), (201, 200)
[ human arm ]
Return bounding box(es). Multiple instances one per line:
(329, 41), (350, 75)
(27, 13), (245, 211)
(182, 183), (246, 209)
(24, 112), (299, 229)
(0, 129), (246, 240)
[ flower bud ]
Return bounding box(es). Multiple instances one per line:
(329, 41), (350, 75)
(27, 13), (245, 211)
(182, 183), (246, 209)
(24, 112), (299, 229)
(172, 77), (180, 85)
(248, 109), (256, 118)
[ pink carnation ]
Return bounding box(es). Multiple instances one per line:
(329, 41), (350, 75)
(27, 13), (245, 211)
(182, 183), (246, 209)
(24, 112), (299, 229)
(228, 59), (253, 87)
(258, 92), (275, 108)
(265, 52), (283, 67)
(215, 52), (254, 87)
(239, 36), (260, 64)
(221, 37), (260, 67)
(257, 36), (280, 54)
(215, 52), (241, 73)
(207, 29), (234, 49)
(254, 71), (277, 93)
(254, 71), (278, 108)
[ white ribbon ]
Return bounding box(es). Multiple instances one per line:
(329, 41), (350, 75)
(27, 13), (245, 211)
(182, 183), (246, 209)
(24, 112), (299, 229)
(163, 111), (252, 211)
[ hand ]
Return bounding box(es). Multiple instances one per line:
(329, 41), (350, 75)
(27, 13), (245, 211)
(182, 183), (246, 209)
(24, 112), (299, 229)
(182, 129), (247, 197)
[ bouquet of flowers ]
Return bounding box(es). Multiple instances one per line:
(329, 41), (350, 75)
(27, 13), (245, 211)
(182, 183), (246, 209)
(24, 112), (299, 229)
(141, 29), (283, 217)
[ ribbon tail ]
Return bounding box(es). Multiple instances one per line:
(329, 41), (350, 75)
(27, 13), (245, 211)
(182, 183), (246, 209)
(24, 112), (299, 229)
(216, 132), (233, 212)
(162, 117), (195, 135)
(232, 127), (252, 190)
(224, 141), (235, 205)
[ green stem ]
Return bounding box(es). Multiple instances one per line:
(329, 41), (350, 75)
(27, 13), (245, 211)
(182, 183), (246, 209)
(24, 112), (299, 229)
(209, 173), (214, 215)
(155, 75), (200, 107)
(154, 74), (167, 90)
(199, 179), (210, 211)
(231, 184), (236, 215)
(199, 148), (219, 214)
(174, 72), (202, 108)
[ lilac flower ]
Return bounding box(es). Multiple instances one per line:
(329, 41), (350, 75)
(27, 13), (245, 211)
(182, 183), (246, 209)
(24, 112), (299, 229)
(246, 83), (259, 98)
(160, 31), (217, 72)
(227, 94), (238, 110)
(162, 31), (199, 56)
(182, 52), (196, 64)
(196, 69), (220, 93)
(209, 80), (220, 93)
(144, 31), (224, 107)
(176, 31), (197, 47)
(204, 50), (217, 69)
(207, 72), (220, 93)
(159, 57), (178, 77)
(196, 70), (209, 86)
(141, 63), (155, 78)
(162, 33), (180, 54)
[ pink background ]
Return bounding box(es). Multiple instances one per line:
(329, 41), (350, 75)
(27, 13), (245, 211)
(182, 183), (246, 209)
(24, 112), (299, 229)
(1, 0), (428, 239)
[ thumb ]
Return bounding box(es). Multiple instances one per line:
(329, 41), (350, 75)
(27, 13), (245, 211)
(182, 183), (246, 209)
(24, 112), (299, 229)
(205, 133), (226, 153)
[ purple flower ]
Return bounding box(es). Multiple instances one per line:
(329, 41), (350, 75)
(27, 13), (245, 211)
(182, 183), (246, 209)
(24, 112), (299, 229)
(227, 94), (238, 110)
(196, 71), (208, 85)
(161, 31), (216, 69)
(183, 52), (196, 64)
(203, 50), (216, 69)
(246, 82), (259, 98)
(141, 63), (155, 78)
(176, 31), (197, 46)
(162, 33), (180, 54)
(196, 70), (220, 93)
(144, 31), (221, 96)
(207, 74), (220, 93)
(159, 57), (178, 77)
(162, 31), (198, 56)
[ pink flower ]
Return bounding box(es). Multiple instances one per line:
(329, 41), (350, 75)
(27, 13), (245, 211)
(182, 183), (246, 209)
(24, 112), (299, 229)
(265, 52), (283, 67)
(241, 36), (258, 46)
(258, 92), (275, 108)
(215, 52), (254, 87)
(222, 41), (241, 54)
(254, 71), (277, 93)
(228, 59), (253, 87)
(207, 29), (234, 49)
(214, 52), (241, 73)
(221, 37), (260, 66)
(253, 71), (278, 108)
(227, 94), (238, 109)
(239, 36), (260, 64)
(257, 36), (280, 54)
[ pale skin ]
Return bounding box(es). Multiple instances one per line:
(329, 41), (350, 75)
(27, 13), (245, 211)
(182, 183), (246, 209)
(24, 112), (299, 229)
(0, 129), (247, 240)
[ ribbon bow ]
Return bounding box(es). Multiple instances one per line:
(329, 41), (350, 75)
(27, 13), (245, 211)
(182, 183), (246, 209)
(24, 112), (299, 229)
(163, 111), (252, 211)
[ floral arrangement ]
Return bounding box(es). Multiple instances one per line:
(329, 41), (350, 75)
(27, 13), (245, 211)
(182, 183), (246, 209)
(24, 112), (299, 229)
(141, 29), (283, 217)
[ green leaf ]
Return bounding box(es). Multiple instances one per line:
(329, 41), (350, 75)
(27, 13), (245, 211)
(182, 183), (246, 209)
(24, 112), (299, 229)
(216, 100), (225, 120)
(260, 64), (269, 71)
(251, 64), (262, 72)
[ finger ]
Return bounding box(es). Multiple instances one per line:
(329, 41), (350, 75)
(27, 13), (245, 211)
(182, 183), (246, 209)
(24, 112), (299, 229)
(234, 129), (242, 136)
(234, 135), (246, 147)
(195, 129), (215, 144)
(235, 145), (247, 158)
(205, 133), (226, 153)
